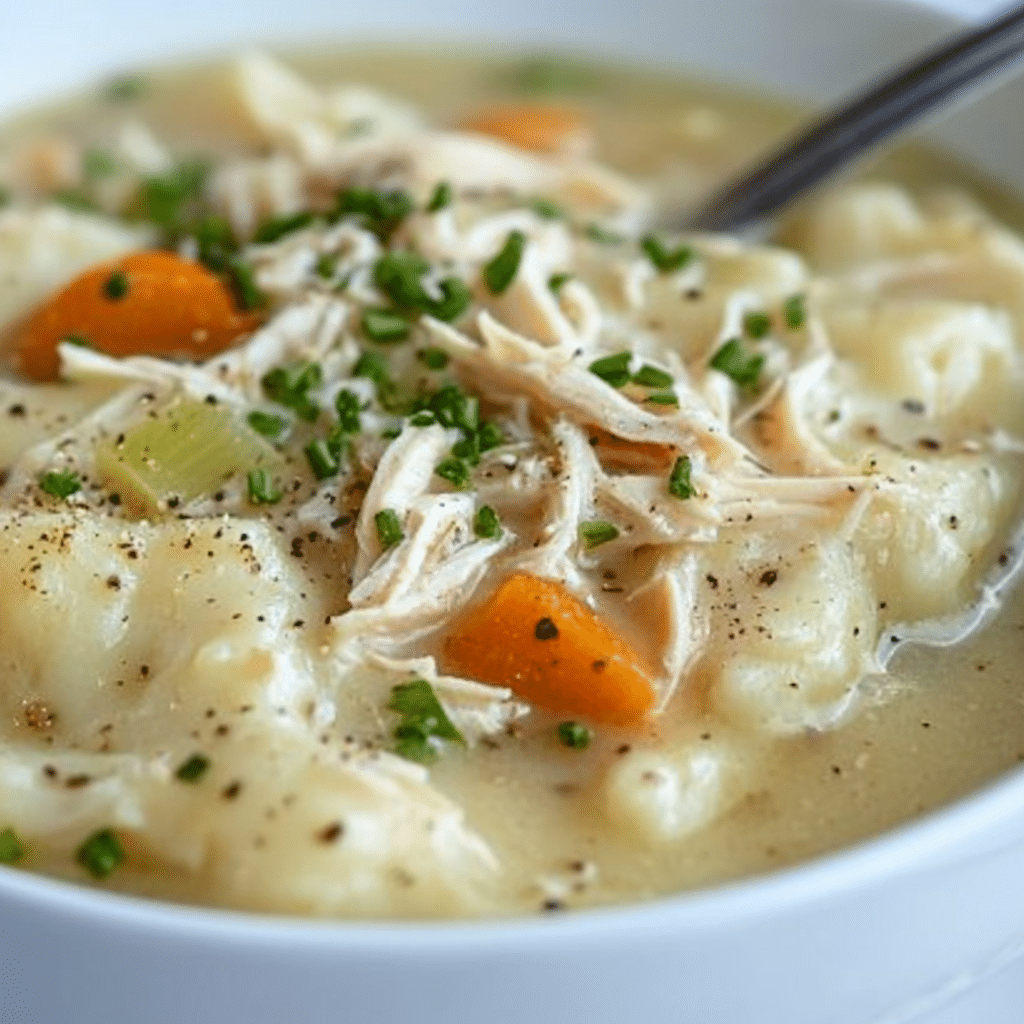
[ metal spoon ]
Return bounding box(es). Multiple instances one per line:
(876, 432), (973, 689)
(685, 3), (1024, 233)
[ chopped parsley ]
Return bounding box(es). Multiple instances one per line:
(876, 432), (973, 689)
(631, 364), (673, 389)
(0, 827), (25, 865)
(588, 351), (632, 388)
(387, 679), (464, 764)
(304, 438), (340, 480)
(103, 270), (130, 300)
(473, 505), (502, 540)
(375, 508), (404, 550)
(483, 229), (527, 294)
(362, 307), (411, 344)
(743, 311), (772, 339)
(709, 337), (764, 392)
(76, 828), (124, 879)
(668, 455), (696, 499)
(246, 410), (287, 440)
(640, 234), (694, 273)
(784, 293), (807, 330)
(39, 469), (81, 500)
(247, 468), (283, 504)
(252, 210), (316, 245)
(175, 753), (210, 783)
(426, 181), (452, 213)
(578, 520), (620, 548)
(417, 347), (449, 371)
(557, 721), (592, 749)
(262, 361), (322, 422)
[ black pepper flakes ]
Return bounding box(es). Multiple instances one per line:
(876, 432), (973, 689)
(535, 618), (559, 641)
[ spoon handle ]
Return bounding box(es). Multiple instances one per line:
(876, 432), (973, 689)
(686, 3), (1024, 233)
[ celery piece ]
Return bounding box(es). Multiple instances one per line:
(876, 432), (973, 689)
(96, 399), (283, 514)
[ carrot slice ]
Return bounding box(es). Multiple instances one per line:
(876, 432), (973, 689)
(458, 104), (592, 156)
(16, 251), (262, 382)
(444, 572), (656, 727)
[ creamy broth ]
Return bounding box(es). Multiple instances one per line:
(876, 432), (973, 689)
(0, 49), (1021, 917)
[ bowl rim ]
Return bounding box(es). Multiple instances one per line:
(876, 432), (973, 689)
(2, 0), (1023, 948)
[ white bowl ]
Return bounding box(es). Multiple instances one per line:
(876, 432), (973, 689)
(3, 2), (1024, 1023)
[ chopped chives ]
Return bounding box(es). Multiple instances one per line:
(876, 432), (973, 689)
(557, 721), (592, 749)
(305, 438), (340, 480)
(588, 351), (632, 388)
(247, 468), (283, 504)
(417, 347), (449, 371)
(435, 457), (471, 488)
(423, 277), (471, 322)
(104, 74), (146, 102)
(483, 229), (527, 294)
(76, 828), (124, 879)
(409, 411), (436, 427)
(477, 421), (504, 452)
(314, 253), (339, 279)
(426, 181), (452, 213)
(334, 389), (362, 434)
(252, 210), (316, 245)
(668, 455), (696, 499)
(262, 361), (322, 422)
(226, 258), (267, 311)
(361, 307), (412, 344)
(709, 338), (764, 392)
(39, 469), (81, 499)
(631, 364), (673, 389)
(584, 223), (624, 245)
(334, 187), (414, 240)
(0, 827), (25, 865)
(784, 293), (807, 330)
(578, 520), (620, 548)
(53, 189), (97, 213)
(388, 679), (464, 764)
(103, 270), (130, 301)
(528, 197), (563, 220)
(548, 272), (572, 293)
(640, 234), (694, 273)
(474, 505), (502, 540)
(743, 311), (772, 339)
(375, 508), (404, 549)
(246, 410), (287, 440)
(645, 391), (679, 406)
(61, 334), (92, 349)
(175, 753), (210, 783)
(83, 148), (117, 179)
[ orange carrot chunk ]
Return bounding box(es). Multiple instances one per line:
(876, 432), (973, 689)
(444, 572), (656, 727)
(458, 104), (592, 156)
(16, 250), (262, 382)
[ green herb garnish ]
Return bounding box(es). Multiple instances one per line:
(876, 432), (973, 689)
(247, 468), (283, 504)
(423, 277), (472, 322)
(483, 229), (527, 295)
(39, 469), (81, 500)
(645, 391), (679, 406)
(668, 456), (696, 499)
(388, 680), (464, 764)
(103, 270), (129, 300)
(427, 181), (453, 213)
(375, 508), (404, 550)
(474, 505), (502, 540)
(435, 457), (471, 488)
(743, 311), (772, 339)
(246, 410), (287, 440)
(417, 347), (449, 371)
(0, 827), (25, 865)
(548, 272), (572, 294)
(136, 158), (210, 235)
(709, 338), (764, 392)
(409, 411), (436, 427)
(262, 361), (322, 422)
(253, 210), (316, 245)
(640, 234), (694, 273)
(588, 351), (632, 388)
(225, 258), (266, 312)
(507, 55), (600, 96)
(584, 223), (624, 245)
(528, 197), (563, 220)
(477, 421), (504, 452)
(61, 334), (91, 349)
(578, 520), (620, 548)
(52, 189), (97, 213)
(175, 754), (210, 783)
(784, 293), (807, 330)
(631, 364), (673, 389)
(334, 186), (414, 240)
(557, 721), (592, 749)
(305, 438), (339, 480)
(361, 307), (412, 344)
(314, 253), (339, 280)
(334, 389), (362, 434)
(83, 148), (117, 179)
(76, 828), (124, 880)
(104, 75), (146, 102)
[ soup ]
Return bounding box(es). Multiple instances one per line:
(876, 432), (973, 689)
(0, 49), (1020, 919)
